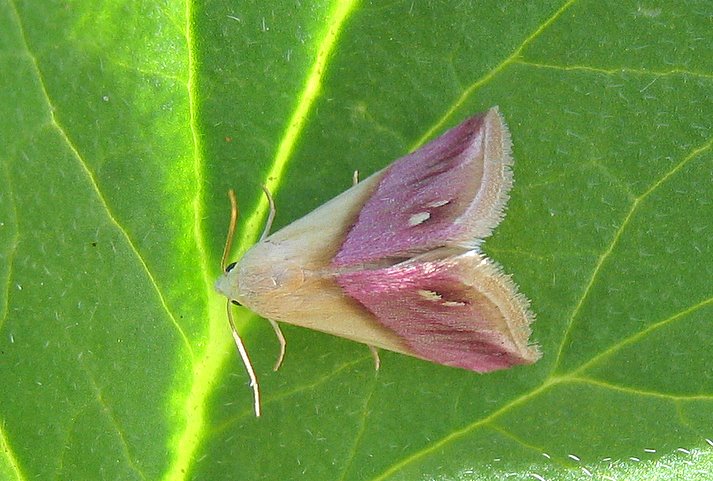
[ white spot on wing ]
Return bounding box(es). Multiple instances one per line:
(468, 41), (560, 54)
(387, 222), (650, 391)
(409, 212), (430, 226)
(417, 289), (464, 306)
(418, 289), (441, 301)
(442, 301), (466, 307)
(426, 200), (450, 208)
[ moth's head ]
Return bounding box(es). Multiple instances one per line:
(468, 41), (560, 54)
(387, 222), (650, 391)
(215, 260), (241, 302)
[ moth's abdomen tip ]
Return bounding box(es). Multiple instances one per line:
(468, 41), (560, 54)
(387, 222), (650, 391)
(413, 332), (541, 374)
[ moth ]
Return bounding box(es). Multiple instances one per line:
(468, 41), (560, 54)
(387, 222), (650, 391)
(216, 107), (540, 416)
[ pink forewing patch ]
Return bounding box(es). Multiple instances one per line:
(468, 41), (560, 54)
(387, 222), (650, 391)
(333, 114), (489, 266)
(335, 254), (536, 372)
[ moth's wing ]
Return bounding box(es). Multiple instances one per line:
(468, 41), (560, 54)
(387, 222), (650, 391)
(334, 107), (514, 266)
(335, 251), (540, 372)
(216, 107), (538, 369)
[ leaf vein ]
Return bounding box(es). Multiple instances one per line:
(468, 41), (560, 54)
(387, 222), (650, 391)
(212, 355), (371, 436)
(0, 162), (19, 334)
(370, 270), (712, 479)
(369, 377), (561, 481)
(234, 0), (361, 255)
(6, 0), (194, 361)
(410, 0), (579, 149)
(0, 421), (27, 481)
(337, 369), (380, 481)
(487, 424), (570, 469)
(58, 326), (148, 480)
(567, 376), (713, 401)
(162, 3), (221, 479)
(571, 295), (713, 376)
(515, 60), (713, 80)
(551, 136), (713, 374)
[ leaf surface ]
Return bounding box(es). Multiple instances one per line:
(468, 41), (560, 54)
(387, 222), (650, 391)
(1, 1), (711, 480)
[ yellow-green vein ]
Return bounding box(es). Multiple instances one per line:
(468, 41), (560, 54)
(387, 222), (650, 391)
(551, 136), (713, 374)
(569, 295), (713, 377)
(163, 2), (220, 480)
(0, 421), (25, 481)
(235, 0), (361, 253)
(0, 161), (19, 332)
(515, 60), (713, 80)
(6, 1), (193, 360)
(369, 376), (563, 481)
(212, 355), (371, 436)
(566, 376), (713, 402)
(167, 2), (361, 478)
(410, 0), (578, 149)
(59, 326), (147, 480)
(337, 370), (380, 481)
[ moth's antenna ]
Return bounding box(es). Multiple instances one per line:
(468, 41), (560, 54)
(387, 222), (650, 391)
(221, 190), (239, 272)
(259, 185), (276, 242)
(222, 189), (261, 417)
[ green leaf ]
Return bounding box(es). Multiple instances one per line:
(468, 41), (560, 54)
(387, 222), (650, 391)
(1, 0), (711, 480)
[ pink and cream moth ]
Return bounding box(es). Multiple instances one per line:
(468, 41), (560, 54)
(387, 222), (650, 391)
(216, 107), (540, 416)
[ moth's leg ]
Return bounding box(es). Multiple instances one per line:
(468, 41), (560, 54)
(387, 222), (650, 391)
(253, 187), (286, 370)
(353, 170), (381, 369)
(226, 301), (261, 416)
(268, 319), (287, 371)
(259, 185), (276, 242)
(369, 345), (381, 371)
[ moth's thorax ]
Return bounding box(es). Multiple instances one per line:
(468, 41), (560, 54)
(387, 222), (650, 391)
(217, 172), (383, 306)
(221, 241), (308, 309)
(213, 168), (419, 352)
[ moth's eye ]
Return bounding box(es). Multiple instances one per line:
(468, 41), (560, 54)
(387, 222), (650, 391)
(225, 261), (238, 273)
(231, 300), (242, 306)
